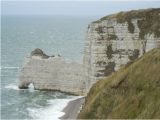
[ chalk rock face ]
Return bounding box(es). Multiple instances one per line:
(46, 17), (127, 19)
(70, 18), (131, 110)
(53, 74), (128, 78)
(19, 49), (85, 95)
(83, 8), (160, 90)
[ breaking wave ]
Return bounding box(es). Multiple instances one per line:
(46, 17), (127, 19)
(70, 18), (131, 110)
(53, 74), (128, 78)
(27, 96), (83, 120)
(5, 84), (19, 90)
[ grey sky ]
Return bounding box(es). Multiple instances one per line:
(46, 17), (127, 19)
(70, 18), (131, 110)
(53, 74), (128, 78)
(2, 1), (160, 16)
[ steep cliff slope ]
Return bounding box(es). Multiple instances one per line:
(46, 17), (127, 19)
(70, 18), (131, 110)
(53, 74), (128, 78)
(84, 8), (160, 91)
(78, 48), (160, 119)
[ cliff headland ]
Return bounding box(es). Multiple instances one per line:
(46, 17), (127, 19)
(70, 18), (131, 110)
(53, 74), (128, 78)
(19, 8), (160, 98)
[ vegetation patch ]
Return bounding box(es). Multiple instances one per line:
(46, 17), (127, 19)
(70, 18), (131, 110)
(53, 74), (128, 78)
(78, 48), (160, 119)
(113, 49), (126, 54)
(95, 26), (105, 34)
(98, 62), (115, 76)
(106, 44), (113, 59)
(96, 61), (106, 66)
(128, 49), (140, 61)
(31, 48), (50, 59)
(107, 34), (118, 40)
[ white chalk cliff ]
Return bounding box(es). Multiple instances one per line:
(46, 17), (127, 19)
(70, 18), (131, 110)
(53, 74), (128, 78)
(19, 48), (85, 95)
(84, 8), (160, 91)
(19, 8), (160, 95)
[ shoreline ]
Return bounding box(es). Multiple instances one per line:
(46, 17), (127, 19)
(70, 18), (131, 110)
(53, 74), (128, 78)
(59, 97), (85, 119)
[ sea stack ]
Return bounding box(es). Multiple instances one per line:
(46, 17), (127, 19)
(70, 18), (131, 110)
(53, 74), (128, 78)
(19, 48), (85, 95)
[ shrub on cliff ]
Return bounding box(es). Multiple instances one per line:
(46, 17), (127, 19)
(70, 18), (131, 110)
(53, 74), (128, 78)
(78, 48), (160, 119)
(31, 48), (49, 59)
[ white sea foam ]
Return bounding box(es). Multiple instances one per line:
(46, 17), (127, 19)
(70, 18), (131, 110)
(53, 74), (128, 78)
(0, 66), (19, 70)
(28, 83), (35, 92)
(27, 96), (83, 120)
(5, 84), (20, 90)
(5, 83), (39, 93)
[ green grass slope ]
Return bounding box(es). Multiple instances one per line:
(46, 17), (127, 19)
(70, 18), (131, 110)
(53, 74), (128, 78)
(78, 48), (160, 119)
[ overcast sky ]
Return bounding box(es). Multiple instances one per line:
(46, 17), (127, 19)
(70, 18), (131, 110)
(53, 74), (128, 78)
(2, 1), (160, 16)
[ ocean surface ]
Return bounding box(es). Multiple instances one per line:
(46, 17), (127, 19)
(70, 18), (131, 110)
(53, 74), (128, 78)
(1, 15), (98, 119)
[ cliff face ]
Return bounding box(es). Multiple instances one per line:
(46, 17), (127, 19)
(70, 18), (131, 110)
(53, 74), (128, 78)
(19, 49), (85, 95)
(84, 8), (160, 91)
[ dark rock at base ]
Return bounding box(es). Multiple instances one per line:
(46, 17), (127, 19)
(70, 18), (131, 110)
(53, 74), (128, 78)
(18, 82), (29, 89)
(50, 55), (55, 57)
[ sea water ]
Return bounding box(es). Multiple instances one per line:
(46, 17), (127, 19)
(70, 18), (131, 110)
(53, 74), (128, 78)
(1, 15), (97, 119)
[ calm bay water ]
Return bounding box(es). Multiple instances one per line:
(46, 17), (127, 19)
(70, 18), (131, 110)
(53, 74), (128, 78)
(1, 15), (97, 119)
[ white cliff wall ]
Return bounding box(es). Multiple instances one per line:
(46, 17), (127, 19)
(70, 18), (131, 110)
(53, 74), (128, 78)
(84, 17), (160, 91)
(19, 56), (85, 95)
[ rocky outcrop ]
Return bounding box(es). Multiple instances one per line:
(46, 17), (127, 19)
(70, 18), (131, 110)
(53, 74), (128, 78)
(19, 48), (85, 95)
(30, 48), (50, 58)
(83, 8), (160, 91)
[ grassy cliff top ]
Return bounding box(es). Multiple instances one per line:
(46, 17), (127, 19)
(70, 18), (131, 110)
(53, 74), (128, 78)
(78, 48), (160, 119)
(93, 8), (160, 38)
(100, 8), (160, 21)
(94, 8), (160, 22)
